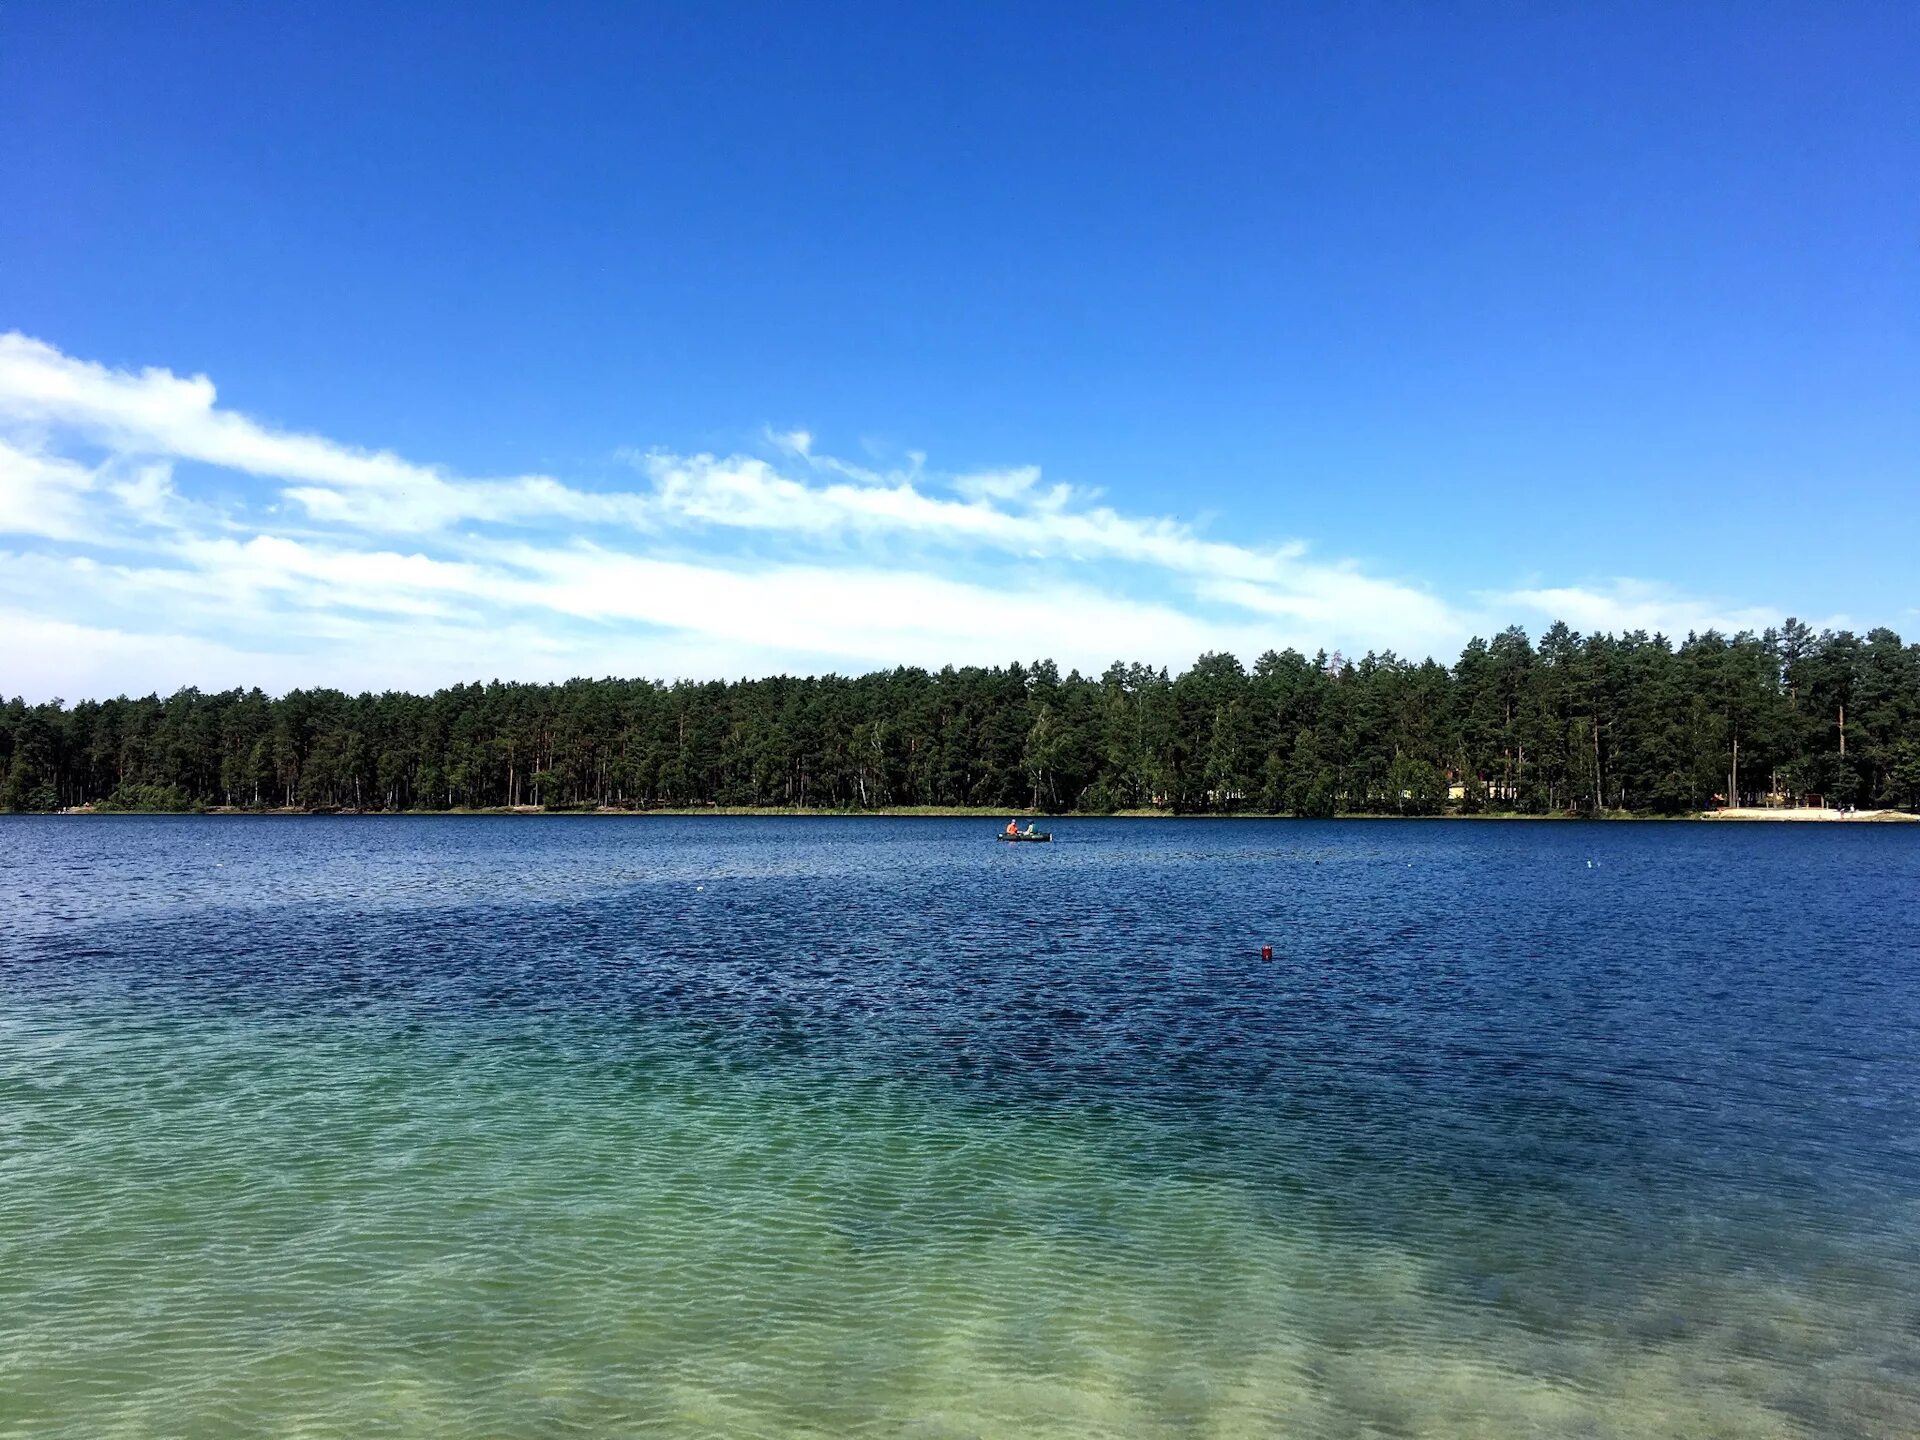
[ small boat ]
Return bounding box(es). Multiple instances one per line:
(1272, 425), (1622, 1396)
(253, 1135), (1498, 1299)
(997, 831), (1052, 843)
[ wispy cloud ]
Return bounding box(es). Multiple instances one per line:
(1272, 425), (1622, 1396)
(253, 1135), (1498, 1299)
(1490, 579), (1842, 641)
(0, 333), (1812, 700)
(0, 334), (441, 491)
(0, 439), (99, 541)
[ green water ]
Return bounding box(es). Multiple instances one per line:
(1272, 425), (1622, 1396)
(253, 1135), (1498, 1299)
(4, 1009), (1912, 1439)
(4, 816), (1918, 1436)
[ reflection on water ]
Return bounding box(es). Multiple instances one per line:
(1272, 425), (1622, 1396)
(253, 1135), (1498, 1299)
(2, 816), (1917, 1437)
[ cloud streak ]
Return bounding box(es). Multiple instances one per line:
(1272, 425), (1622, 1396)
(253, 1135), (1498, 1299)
(0, 333), (1819, 700)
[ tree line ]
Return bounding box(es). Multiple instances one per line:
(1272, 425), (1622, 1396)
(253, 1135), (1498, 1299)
(4, 619), (1918, 816)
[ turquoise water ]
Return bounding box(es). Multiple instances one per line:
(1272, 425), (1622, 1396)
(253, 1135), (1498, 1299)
(3, 817), (1918, 1437)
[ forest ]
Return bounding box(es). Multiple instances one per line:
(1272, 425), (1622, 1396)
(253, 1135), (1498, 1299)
(4, 619), (1918, 816)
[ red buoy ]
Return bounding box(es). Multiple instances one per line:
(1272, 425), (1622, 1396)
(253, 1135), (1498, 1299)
(1261, 944), (1273, 961)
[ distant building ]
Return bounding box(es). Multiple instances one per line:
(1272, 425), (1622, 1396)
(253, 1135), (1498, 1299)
(1447, 772), (1517, 805)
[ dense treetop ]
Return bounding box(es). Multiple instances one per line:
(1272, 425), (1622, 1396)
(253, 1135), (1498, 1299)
(4, 620), (1917, 816)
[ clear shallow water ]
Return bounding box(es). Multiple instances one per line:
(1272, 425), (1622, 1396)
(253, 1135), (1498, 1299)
(2, 817), (1917, 1439)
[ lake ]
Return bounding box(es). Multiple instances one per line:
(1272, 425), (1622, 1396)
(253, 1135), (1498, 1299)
(2, 816), (1917, 1437)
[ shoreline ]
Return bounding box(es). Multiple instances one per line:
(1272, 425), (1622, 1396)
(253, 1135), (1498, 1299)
(35, 804), (1917, 822)
(1698, 806), (1916, 823)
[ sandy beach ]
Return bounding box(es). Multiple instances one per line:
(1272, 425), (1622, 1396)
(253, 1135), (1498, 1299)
(1703, 806), (1917, 822)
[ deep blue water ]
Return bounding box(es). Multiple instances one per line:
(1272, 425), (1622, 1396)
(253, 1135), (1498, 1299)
(2, 816), (1918, 1437)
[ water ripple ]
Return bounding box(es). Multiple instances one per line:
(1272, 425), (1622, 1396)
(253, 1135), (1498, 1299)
(2, 816), (1918, 1436)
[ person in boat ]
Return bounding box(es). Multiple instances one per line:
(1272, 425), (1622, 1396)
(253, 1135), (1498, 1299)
(1005, 819), (1019, 836)
(1024, 822), (1037, 836)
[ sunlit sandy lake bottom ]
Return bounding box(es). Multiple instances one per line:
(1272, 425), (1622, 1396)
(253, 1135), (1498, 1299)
(3, 816), (1917, 1437)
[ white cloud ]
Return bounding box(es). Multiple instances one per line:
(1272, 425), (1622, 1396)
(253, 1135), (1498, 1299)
(0, 333), (436, 491)
(0, 332), (602, 533)
(0, 439), (98, 540)
(0, 332), (1818, 700)
(0, 605), (735, 701)
(1493, 579), (1842, 640)
(1, 333), (1401, 644)
(0, 532), (1251, 682)
(106, 461), (181, 526)
(950, 464), (1045, 503)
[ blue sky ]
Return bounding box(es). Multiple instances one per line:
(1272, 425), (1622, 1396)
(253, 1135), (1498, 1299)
(2, 2), (1915, 699)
